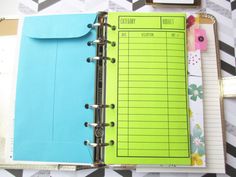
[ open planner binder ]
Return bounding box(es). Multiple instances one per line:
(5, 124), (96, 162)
(0, 12), (225, 173)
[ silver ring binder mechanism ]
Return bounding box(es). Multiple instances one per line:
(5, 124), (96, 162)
(84, 122), (115, 128)
(87, 56), (115, 63)
(87, 22), (116, 30)
(87, 38), (116, 47)
(84, 16), (116, 165)
(85, 104), (115, 109)
(84, 140), (114, 147)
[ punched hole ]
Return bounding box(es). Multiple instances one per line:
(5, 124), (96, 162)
(86, 58), (91, 63)
(111, 42), (116, 47)
(111, 58), (116, 63)
(84, 140), (89, 145)
(110, 122), (115, 127)
(110, 140), (114, 145)
(111, 26), (116, 30)
(110, 104), (115, 109)
(85, 104), (89, 109)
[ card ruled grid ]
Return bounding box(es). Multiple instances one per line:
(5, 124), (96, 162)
(117, 31), (190, 158)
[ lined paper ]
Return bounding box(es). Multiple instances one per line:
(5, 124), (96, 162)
(117, 31), (189, 158)
(105, 12), (191, 165)
(136, 24), (225, 173)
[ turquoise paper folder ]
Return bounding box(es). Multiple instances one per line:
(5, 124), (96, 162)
(14, 14), (97, 163)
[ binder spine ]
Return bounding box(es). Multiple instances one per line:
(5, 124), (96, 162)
(84, 12), (115, 165)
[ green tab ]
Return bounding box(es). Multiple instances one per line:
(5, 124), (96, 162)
(105, 12), (190, 165)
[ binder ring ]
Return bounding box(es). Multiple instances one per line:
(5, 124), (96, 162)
(84, 122), (115, 128)
(84, 140), (114, 147)
(87, 23), (116, 31)
(87, 56), (116, 63)
(85, 104), (115, 109)
(87, 38), (116, 47)
(104, 23), (116, 30)
(87, 23), (101, 28)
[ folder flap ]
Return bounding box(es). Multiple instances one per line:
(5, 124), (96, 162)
(23, 14), (97, 39)
(14, 13), (97, 164)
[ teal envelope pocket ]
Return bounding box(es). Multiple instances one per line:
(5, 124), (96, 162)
(14, 14), (97, 164)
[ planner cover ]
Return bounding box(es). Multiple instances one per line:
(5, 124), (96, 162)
(105, 12), (191, 165)
(14, 14), (97, 164)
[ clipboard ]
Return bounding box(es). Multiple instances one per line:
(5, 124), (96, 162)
(0, 13), (228, 173)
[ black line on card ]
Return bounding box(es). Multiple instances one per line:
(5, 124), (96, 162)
(119, 49), (184, 51)
(120, 73), (184, 77)
(118, 128), (187, 130)
(118, 79), (181, 82)
(119, 114), (186, 116)
(119, 81), (185, 83)
(120, 37), (184, 39)
(120, 61), (185, 64)
(119, 67), (184, 70)
(118, 148), (188, 150)
(119, 134), (187, 138)
(118, 119), (186, 121)
(119, 93), (185, 96)
(119, 87), (184, 89)
(117, 31), (120, 157)
(119, 107), (186, 109)
(119, 55), (184, 58)
(183, 28), (190, 157)
(119, 100), (185, 102)
(166, 32), (171, 157)
(127, 31), (130, 156)
(116, 155), (189, 158)
(120, 43), (184, 45)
